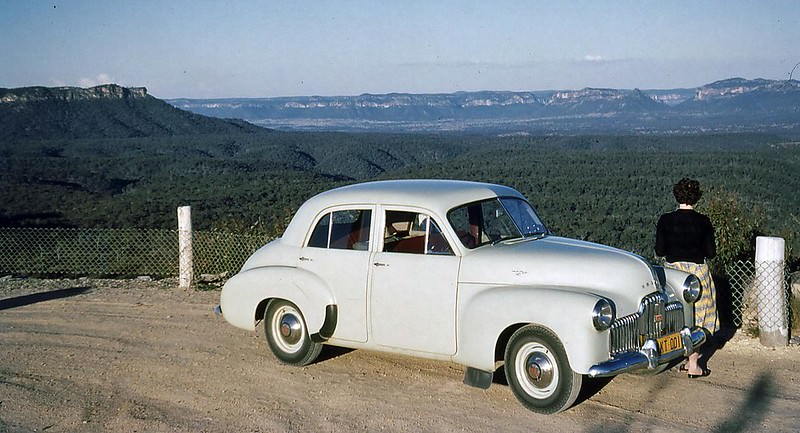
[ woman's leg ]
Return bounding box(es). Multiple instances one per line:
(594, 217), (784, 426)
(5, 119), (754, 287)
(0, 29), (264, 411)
(686, 352), (701, 374)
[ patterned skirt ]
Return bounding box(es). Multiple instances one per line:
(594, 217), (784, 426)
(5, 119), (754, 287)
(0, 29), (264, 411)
(666, 261), (719, 333)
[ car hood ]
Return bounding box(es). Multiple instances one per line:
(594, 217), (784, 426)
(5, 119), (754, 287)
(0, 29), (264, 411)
(458, 236), (661, 315)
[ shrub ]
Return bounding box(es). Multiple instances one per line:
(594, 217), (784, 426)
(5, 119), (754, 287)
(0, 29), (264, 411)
(703, 189), (764, 273)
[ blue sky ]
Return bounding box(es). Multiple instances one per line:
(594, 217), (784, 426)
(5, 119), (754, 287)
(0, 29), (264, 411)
(1, 1), (798, 98)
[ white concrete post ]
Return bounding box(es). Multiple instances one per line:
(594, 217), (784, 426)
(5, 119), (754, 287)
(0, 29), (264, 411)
(178, 206), (193, 288)
(755, 236), (787, 347)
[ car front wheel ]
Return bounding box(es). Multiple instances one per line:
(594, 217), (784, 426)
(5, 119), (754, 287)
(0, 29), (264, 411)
(504, 325), (583, 414)
(264, 299), (322, 366)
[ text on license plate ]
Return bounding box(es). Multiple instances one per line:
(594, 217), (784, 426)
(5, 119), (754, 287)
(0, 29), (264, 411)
(657, 332), (683, 353)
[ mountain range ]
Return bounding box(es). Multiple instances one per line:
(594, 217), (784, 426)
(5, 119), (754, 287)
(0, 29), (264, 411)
(168, 78), (800, 135)
(2, 79), (798, 139)
(0, 84), (263, 141)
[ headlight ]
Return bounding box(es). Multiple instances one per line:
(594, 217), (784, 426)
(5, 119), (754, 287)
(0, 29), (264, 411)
(682, 274), (702, 303)
(592, 298), (615, 331)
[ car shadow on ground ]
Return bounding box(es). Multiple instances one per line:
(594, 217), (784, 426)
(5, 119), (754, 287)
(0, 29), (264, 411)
(317, 345), (354, 363)
(0, 286), (91, 311)
(492, 361), (682, 407)
(491, 364), (615, 404)
(492, 366), (508, 386)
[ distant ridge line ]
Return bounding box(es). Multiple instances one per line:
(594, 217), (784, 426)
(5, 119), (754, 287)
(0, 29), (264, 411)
(165, 78), (800, 135)
(1, 84), (148, 104)
(0, 84), (266, 141)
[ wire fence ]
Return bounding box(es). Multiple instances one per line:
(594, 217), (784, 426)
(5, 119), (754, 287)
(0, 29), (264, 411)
(192, 230), (269, 277)
(0, 227), (268, 279)
(0, 227), (794, 335)
(723, 259), (792, 332)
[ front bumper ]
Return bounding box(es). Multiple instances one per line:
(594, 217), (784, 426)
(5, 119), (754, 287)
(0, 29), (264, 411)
(587, 326), (706, 378)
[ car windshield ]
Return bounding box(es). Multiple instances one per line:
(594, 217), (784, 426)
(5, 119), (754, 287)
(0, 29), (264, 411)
(447, 197), (548, 249)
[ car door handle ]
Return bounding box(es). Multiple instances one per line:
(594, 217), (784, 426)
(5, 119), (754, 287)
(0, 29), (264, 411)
(373, 262), (388, 267)
(299, 256), (312, 262)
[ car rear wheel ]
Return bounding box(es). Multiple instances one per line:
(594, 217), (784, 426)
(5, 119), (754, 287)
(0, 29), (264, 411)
(264, 299), (322, 366)
(504, 325), (583, 414)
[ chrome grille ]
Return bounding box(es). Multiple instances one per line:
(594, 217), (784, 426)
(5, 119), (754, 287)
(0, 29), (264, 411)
(609, 292), (685, 356)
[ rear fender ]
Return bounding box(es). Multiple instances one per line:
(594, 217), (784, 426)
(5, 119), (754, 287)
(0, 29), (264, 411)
(219, 266), (335, 334)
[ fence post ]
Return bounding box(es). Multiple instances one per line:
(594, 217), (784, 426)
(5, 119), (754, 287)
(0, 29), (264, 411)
(755, 236), (787, 347)
(178, 206), (193, 288)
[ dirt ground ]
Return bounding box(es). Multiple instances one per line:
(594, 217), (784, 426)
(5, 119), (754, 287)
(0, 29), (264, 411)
(1, 277), (799, 433)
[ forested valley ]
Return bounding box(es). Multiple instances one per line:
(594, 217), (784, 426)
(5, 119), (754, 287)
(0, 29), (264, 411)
(1, 132), (798, 270)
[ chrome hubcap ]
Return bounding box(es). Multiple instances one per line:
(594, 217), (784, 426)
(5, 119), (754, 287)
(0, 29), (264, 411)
(279, 312), (302, 345)
(271, 304), (305, 354)
(515, 341), (559, 399)
(525, 352), (554, 386)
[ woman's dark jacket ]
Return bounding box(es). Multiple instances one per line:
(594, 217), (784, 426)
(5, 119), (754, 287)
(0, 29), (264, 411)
(655, 209), (716, 264)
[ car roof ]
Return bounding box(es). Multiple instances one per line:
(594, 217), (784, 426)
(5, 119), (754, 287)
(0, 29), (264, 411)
(281, 179), (525, 246)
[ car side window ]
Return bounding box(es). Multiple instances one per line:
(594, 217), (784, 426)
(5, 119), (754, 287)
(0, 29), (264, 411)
(448, 204), (480, 248)
(307, 214), (331, 248)
(383, 210), (453, 255)
(426, 218), (453, 255)
(448, 198), (537, 249)
(307, 209), (371, 250)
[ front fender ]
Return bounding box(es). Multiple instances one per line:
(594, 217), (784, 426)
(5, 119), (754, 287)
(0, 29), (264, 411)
(219, 265), (335, 334)
(456, 284), (610, 374)
(660, 266), (697, 327)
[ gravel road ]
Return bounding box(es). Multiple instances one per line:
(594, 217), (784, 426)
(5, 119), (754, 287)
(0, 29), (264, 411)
(1, 277), (799, 433)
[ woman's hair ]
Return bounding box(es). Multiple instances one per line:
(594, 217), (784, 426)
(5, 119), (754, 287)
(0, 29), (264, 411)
(672, 177), (702, 205)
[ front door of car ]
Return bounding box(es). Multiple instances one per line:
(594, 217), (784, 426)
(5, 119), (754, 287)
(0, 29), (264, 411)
(297, 207), (375, 343)
(369, 208), (460, 355)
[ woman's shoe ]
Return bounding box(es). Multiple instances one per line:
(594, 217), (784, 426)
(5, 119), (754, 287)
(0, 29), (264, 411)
(688, 368), (711, 379)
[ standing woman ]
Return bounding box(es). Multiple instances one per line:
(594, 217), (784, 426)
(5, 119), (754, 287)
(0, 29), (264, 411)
(656, 178), (718, 378)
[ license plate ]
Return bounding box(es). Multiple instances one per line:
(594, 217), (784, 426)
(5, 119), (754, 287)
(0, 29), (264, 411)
(657, 332), (683, 354)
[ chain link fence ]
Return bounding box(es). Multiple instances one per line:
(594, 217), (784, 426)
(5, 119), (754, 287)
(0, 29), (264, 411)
(1, 227), (794, 335)
(0, 227), (268, 279)
(723, 259), (792, 333)
(192, 230), (269, 277)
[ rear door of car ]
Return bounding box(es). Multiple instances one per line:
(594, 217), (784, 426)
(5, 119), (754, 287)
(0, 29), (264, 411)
(297, 205), (376, 343)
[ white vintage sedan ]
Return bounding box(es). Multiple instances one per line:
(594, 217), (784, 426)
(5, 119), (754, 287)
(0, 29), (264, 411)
(218, 179), (706, 413)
